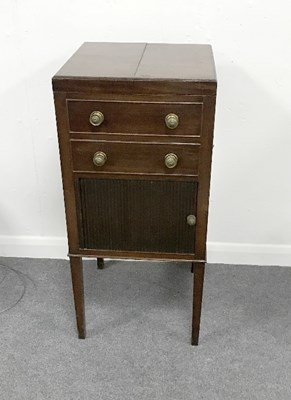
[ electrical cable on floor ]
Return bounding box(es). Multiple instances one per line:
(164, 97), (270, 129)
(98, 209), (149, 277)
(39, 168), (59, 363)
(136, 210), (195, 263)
(0, 264), (36, 315)
(0, 268), (8, 286)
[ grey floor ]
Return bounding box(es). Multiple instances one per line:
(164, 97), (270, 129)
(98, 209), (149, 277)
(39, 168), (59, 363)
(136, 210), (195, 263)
(0, 257), (291, 400)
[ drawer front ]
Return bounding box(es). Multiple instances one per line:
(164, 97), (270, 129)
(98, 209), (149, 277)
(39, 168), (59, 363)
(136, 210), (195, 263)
(67, 100), (202, 136)
(76, 178), (198, 254)
(71, 140), (199, 176)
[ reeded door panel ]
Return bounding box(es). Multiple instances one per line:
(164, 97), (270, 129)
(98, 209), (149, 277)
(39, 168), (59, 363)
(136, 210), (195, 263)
(76, 178), (198, 254)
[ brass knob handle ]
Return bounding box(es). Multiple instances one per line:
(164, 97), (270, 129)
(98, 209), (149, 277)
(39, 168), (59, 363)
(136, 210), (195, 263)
(187, 215), (196, 226)
(165, 113), (179, 129)
(164, 153), (178, 169)
(89, 111), (104, 127)
(93, 151), (107, 167)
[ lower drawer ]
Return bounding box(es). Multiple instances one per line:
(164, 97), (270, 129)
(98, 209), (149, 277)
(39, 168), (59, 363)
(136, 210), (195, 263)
(71, 140), (199, 176)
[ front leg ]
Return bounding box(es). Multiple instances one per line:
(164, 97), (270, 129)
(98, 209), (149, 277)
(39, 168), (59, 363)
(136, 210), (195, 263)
(191, 262), (205, 345)
(70, 256), (86, 339)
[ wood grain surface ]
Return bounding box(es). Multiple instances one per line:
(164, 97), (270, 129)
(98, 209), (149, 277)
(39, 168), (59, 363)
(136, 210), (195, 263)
(53, 42), (217, 345)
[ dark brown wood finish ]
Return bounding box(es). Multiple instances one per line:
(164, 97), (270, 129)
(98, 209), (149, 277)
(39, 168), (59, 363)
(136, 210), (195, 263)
(67, 99), (202, 136)
(76, 178), (198, 254)
(71, 140), (200, 176)
(53, 42), (217, 345)
(53, 42), (216, 95)
(69, 249), (202, 262)
(54, 92), (80, 254)
(54, 42), (216, 81)
(70, 132), (202, 144)
(192, 262), (205, 345)
(70, 256), (85, 339)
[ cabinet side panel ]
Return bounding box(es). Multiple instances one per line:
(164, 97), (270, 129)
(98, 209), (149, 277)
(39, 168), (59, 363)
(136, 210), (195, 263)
(195, 95), (217, 260)
(53, 91), (80, 253)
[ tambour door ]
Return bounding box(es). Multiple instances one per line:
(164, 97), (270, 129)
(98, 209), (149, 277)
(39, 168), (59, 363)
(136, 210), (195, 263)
(76, 178), (198, 254)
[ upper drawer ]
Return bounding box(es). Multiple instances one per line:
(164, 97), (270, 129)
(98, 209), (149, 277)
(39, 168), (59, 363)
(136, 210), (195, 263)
(67, 100), (202, 136)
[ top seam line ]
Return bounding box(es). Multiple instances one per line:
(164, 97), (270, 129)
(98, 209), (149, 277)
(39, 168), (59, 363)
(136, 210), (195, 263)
(134, 43), (147, 77)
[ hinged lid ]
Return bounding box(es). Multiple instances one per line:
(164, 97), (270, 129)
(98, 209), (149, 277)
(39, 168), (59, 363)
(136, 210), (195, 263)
(52, 42), (216, 94)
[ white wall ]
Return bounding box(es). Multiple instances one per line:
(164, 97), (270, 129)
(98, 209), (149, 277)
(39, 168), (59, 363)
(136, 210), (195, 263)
(0, 0), (290, 265)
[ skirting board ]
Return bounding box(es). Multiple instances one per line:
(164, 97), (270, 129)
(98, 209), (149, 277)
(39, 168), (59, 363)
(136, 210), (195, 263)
(0, 235), (290, 267)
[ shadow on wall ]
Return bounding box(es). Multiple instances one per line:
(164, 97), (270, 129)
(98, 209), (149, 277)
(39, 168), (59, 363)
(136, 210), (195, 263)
(209, 63), (291, 245)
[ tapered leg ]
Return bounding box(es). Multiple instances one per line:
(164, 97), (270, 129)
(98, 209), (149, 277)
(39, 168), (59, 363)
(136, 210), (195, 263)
(70, 256), (86, 339)
(97, 257), (104, 269)
(191, 262), (194, 273)
(191, 262), (205, 345)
